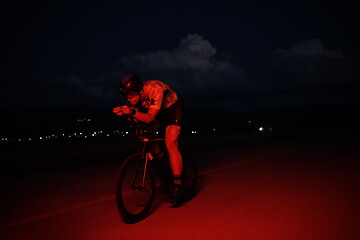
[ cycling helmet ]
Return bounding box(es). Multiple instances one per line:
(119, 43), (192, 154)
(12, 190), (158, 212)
(119, 74), (143, 96)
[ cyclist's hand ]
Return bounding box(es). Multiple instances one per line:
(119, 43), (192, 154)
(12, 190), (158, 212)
(113, 107), (123, 116)
(119, 105), (132, 115)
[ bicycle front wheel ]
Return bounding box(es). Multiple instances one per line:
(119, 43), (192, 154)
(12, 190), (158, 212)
(115, 154), (155, 224)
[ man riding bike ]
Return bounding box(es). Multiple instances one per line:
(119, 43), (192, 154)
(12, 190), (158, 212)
(113, 74), (184, 205)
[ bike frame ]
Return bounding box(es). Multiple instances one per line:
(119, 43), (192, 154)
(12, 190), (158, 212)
(134, 125), (164, 189)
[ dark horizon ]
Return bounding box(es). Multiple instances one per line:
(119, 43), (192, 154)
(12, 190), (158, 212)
(1, 102), (359, 141)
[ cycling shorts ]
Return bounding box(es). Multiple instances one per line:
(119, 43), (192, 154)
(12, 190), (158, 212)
(157, 99), (183, 127)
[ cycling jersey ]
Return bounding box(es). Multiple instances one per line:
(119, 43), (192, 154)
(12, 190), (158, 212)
(139, 80), (178, 110)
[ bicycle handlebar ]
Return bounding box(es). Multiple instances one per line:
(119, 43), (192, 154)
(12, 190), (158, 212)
(120, 115), (160, 138)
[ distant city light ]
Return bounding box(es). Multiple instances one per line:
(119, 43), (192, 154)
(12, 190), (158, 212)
(77, 118), (91, 122)
(1, 125), (210, 144)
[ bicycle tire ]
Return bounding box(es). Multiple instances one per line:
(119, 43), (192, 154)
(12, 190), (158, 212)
(180, 149), (198, 201)
(115, 153), (156, 224)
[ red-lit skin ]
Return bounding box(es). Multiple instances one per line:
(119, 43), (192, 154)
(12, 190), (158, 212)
(113, 92), (183, 181)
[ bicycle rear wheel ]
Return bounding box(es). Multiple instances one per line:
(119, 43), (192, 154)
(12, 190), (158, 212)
(181, 149), (198, 201)
(115, 154), (155, 224)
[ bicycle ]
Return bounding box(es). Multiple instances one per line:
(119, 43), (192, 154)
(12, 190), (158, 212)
(115, 118), (197, 224)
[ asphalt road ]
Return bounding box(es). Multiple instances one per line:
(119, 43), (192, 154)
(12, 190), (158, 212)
(1, 128), (359, 240)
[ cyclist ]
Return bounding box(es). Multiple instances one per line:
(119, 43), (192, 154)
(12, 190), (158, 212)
(113, 74), (184, 205)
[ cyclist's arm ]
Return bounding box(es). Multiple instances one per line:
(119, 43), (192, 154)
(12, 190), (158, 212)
(133, 85), (163, 123)
(133, 108), (159, 124)
(114, 105), (159, 123)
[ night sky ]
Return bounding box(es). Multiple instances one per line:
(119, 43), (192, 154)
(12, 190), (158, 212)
(2, 0), (359, 111)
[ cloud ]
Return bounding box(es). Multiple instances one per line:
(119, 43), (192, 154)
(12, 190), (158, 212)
(56, 36), (359, 110)
(22, 36), (356, 110)
(258, 38), (355, 90)
(31, 33), (249, 108)
(18, 75), (120, 107)
(122, 34), (217, 71)
(246, 38), (360, 109)
(117, 33), (249, 94)
(59, 75), (115, 100)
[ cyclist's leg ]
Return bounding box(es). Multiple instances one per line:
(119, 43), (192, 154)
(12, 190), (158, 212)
(159, 99), (184, 205)
(149, 141), (163, 157)
(150, 141), (172, 189)
(165, 125), (182, 185)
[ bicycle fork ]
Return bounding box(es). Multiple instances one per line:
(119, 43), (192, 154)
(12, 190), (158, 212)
(141, 152), (154, 188)
(132, 141), (154, 190)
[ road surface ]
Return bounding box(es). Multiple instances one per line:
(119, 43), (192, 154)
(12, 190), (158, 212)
(1, 128), (359, 239)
